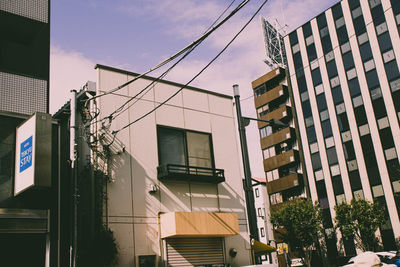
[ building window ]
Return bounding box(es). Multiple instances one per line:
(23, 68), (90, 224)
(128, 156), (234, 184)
(266, 169), (279, 182)
(270, 192), (283, 205)
(260, 227), (265, 237)
(255, 188), (260, 197)
(257, 104), (269, 118)
(157, 126), (213, 168)
(258, 208), (263, 217)
(263, 146), (276, 159)
(260, 125), (273, 138)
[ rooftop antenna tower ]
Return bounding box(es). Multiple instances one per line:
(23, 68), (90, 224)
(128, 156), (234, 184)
(261, 12), (288, 68)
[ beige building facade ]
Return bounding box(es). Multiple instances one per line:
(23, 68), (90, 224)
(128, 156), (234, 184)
(94, 64), (252, 267)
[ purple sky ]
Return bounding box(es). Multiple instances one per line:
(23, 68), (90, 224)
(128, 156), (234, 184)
(49, 0), (339, 177)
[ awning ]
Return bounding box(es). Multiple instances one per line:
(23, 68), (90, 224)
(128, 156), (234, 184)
(251, 239), (276, 254)
(160, 212), (239, 238)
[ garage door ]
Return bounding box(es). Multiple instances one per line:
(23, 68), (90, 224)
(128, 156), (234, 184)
(166, 237), (225, 267)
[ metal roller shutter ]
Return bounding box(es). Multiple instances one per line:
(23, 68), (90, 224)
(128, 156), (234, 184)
(166, 237), (225, 267)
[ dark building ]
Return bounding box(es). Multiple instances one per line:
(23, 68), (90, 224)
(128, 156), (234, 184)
(0, 1), (51, 266)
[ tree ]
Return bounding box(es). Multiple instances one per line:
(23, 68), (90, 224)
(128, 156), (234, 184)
(334, 198), (385, 252)
(270, 199), (324, 266)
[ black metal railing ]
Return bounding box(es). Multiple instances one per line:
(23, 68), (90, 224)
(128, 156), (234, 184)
(157, 164), (225, 184)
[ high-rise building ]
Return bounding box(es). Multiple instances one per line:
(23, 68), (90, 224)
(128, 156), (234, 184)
(251, 66), (307, 263)
(284, 0), (400, 254)
(0, 0), (50, 114)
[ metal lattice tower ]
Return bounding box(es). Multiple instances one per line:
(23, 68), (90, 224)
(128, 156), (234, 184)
(261, 16), (287, 68)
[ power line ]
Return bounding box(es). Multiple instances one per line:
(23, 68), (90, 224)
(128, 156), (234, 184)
(102, 0), (238, 123)
(87, 0), (249, 103)
(112, 0), (270, 136)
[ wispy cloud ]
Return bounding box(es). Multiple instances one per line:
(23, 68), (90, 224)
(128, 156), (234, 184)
(50, 46), (96, 114)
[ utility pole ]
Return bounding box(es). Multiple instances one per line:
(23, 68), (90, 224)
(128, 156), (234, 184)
(70, 89), (78, 267)
(233, 84), (260, 262)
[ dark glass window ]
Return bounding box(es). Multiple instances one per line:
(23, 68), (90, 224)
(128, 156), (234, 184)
(332, 86), (344, 104)
(353, 16), (366, 35)
(348, 78), (361, 97)
(354, 106), (368, 125)
(385, 61), (400, 81)
(342, 52), (355, 69)
(337, 113), (350, 132)
(332, 4), (343, 19)
(307, 43), (317, 61)
(366, 69), (380, 89)
(332, 175), (344, 195)
(307, 126), (317, 143)
(158, 126), (213, 168)
(371, 5), (385, 25)
(322, 120), (333, 137)
(392, 0), (400, 14)
(303, 22), (312, 37)
(327, 147), (338, 164)
(349, 170), (362, 191)
(317, 94), (327, 110)
(321, 36), (333, 53)
(297, 75), (308, 93)
(327, 60), (338, 78)
(317, 14), (327, 28)
(360, 42), (373, 61)
(348, 0), (360, 9)
(337, 27), (349, 44)
(372, 98), (387, 119)
(312, 152), (322, 170)
(293, 52), (303, 70)
(380, 128), (395, 149)
(289, 31), (298, 45)
(312, 68), (322, 86)
(378, 32), (393, 52)
(343, 142), (356, 160)
(302, 100), (312, 117)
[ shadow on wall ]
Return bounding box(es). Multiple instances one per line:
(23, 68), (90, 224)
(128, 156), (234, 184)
(105, 150), (249, 265)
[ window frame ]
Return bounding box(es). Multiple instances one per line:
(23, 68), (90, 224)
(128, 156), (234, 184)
(157, 125), (216, 169)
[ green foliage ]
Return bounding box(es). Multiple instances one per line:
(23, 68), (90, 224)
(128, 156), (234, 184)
(270, 199), (323, 265)
(334, 198), (385, 252)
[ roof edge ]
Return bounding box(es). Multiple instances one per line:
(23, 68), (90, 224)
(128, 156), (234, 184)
(95, 64), (233, 100)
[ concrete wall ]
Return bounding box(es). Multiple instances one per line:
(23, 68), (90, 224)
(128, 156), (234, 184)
(97, 67), (252, 267)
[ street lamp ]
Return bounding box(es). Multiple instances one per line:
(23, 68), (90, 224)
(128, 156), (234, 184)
(233, 84), (286, 264)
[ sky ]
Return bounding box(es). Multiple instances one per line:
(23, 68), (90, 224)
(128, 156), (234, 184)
(50, 0), (339, 178)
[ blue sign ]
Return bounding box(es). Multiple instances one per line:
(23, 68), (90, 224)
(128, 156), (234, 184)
(20, 136), (33, 173)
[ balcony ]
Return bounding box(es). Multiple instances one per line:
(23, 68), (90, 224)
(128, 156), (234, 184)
(251, 67), (285, 89)
(254, 85), (288, 109)
(263, 149), (298, 172)
(157, 164), (225, 184)
(257, 105), (291, 128)
(260, 127), (295, 149)
(267, 173), (301, 195)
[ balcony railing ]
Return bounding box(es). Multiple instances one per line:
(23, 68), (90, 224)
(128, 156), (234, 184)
(157, 164), (225, 184)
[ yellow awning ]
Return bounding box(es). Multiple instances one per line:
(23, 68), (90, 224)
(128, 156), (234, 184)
(251, 239), (276, 254)
(160, 212), (239, 238)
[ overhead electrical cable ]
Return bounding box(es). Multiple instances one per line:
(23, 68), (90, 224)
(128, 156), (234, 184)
(87, 0), (248, 103)
(112, 0), (270, 136)
(104, 0), (238, 122)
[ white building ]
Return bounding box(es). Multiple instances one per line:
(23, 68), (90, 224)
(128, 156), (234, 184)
(93, 64), (253, 267)
(284, 0), (400, 256)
